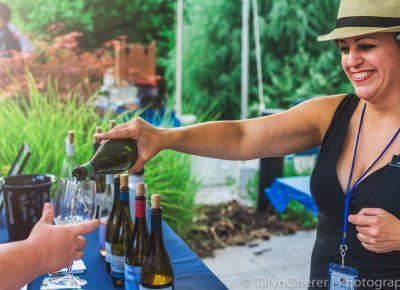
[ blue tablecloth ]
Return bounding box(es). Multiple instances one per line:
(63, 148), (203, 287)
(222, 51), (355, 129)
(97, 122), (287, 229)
(265, 176), (318, 216)
(0, 209), (228, 290)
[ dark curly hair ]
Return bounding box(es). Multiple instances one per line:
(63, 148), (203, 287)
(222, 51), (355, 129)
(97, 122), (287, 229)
(0, 3), (11, 23)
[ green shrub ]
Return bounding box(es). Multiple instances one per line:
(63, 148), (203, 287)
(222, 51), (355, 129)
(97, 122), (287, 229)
(4, 0), (176, 94)
(166, 0), (354, 120)
(0, 73), (99, 176)
(246, 169), (259, 207)
(281, 200), (317, 229)
(146, 151), (198, 239)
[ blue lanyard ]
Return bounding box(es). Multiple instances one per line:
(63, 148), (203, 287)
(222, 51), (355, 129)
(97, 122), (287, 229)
(340, 103), (400, 267)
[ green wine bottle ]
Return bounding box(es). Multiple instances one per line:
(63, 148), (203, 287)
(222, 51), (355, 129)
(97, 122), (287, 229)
(125, 182), (149, 289)
(111, 174), (134, 287)
(105, 174), (121, 273)
(72, 138), (138, 181)
(140, 194), (174, 290)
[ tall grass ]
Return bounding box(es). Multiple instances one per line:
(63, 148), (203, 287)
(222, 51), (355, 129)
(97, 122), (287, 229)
(0, 74), (198, 238)
(146, 151), (198, 239)
(0, 73), (99, 176)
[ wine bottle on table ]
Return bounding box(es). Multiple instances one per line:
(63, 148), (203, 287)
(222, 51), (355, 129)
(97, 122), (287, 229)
(98, 174), (114, 257)
(60, 131), (79, 178)
(72, 138), (138, 181)
(125, 182), (149, 290)
(105, 174), (121, 273)
(111, 174), (134, 287)
(129, 168), (145, 221)
(140, 194), (174, 290)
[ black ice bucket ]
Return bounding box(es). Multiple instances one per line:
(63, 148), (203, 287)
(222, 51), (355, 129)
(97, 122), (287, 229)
(0, 174), (56, 241)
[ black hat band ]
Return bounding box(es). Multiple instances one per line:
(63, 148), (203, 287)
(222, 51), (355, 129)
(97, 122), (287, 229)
(336, 16), (400, 28)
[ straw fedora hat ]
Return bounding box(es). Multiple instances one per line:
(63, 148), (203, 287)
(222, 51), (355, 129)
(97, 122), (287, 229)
(318, 0), (400, 41)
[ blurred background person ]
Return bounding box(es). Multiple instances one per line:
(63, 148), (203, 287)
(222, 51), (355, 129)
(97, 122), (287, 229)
(0, 2), (20, 55)
(0, 2), (34, 56)
(8, 22), (35, 53)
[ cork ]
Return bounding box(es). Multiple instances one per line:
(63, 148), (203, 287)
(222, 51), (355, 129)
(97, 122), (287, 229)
(151, 194), (160, 209)
(109, 120), (116, 130)
(67, 131), (75, 144)
(136, 182), (145, 196)
(120, 174), (129, 187)
(95, 126), (102, 134)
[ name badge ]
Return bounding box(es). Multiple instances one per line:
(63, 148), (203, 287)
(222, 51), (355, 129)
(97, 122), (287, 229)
(328, 263), (358, 290)
(390, 155), (400, 167)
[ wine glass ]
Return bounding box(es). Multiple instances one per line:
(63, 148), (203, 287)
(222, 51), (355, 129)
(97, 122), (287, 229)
(49, 178), (97, 286)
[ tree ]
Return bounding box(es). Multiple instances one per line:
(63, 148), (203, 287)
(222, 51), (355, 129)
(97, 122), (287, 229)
(166, 0), (353, 120)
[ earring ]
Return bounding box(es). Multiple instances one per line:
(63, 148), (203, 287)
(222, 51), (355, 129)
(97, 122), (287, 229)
(397, 33), (400, 41)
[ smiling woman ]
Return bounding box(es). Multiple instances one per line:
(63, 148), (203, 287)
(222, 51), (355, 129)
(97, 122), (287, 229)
(95, 1), (400, 289)
(337, 33), (400, 104)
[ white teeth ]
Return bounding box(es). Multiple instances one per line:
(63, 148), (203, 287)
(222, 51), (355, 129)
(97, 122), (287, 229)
(352, 71), (371, 80)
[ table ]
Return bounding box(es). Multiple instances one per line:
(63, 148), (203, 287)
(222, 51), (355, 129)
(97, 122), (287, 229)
(265, 176), (318, 216)
(0, 209), (228, 290)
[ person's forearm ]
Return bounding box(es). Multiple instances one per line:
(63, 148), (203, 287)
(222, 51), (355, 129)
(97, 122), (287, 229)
(0, 239), (44, 290)
(163, 120), (245, 160)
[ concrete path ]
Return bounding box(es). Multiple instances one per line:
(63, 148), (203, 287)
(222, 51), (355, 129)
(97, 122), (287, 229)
(202, 230), (316, 290)
(191, 156), (316, 290)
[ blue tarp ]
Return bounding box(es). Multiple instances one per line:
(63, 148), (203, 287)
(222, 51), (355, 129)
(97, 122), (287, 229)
(265, 176), (318, 216)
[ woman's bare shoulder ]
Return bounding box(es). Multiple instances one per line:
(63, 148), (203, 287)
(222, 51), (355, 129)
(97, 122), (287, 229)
(303, 94), (347, 109)
(296, 94), (349, 144)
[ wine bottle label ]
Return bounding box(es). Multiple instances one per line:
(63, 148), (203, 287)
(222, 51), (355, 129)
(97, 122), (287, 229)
(120, 191), (129, 202)
(111, 254), (125, 274)
(98, 223), (107, 249)
(105, 242), (112, 263)
(135, 200), (145, 218)
(124, 263), (141, 290)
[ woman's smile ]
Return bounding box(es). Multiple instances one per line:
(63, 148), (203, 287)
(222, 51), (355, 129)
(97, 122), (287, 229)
(351, 70), (375, 83)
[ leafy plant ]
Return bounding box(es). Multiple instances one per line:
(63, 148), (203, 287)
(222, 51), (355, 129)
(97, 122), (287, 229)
(146, 151), (198, 239)
(0, 31), (114, 99)
(246, 169), (259, 207)
(281, 200), (317, 229)
(166, 0), (354, 120)
(5, 0), (176, 95)
(0, 74), (99, 176)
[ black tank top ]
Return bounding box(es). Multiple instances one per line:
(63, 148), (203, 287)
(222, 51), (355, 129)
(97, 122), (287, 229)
(309, 94), (400, 289)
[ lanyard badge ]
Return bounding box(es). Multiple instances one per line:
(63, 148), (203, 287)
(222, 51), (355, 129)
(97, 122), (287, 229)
(328, 103), (400, 290)
(329, 263), (358, 290)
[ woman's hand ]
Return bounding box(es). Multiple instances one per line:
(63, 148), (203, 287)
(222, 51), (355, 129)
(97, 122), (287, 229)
(348, 208), (400, 253)
(96, 117), (166, 173)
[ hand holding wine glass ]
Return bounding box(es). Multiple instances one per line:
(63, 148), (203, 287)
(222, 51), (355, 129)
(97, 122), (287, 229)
(28, 202), (100, 274)
(48, 178), (98, 286)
